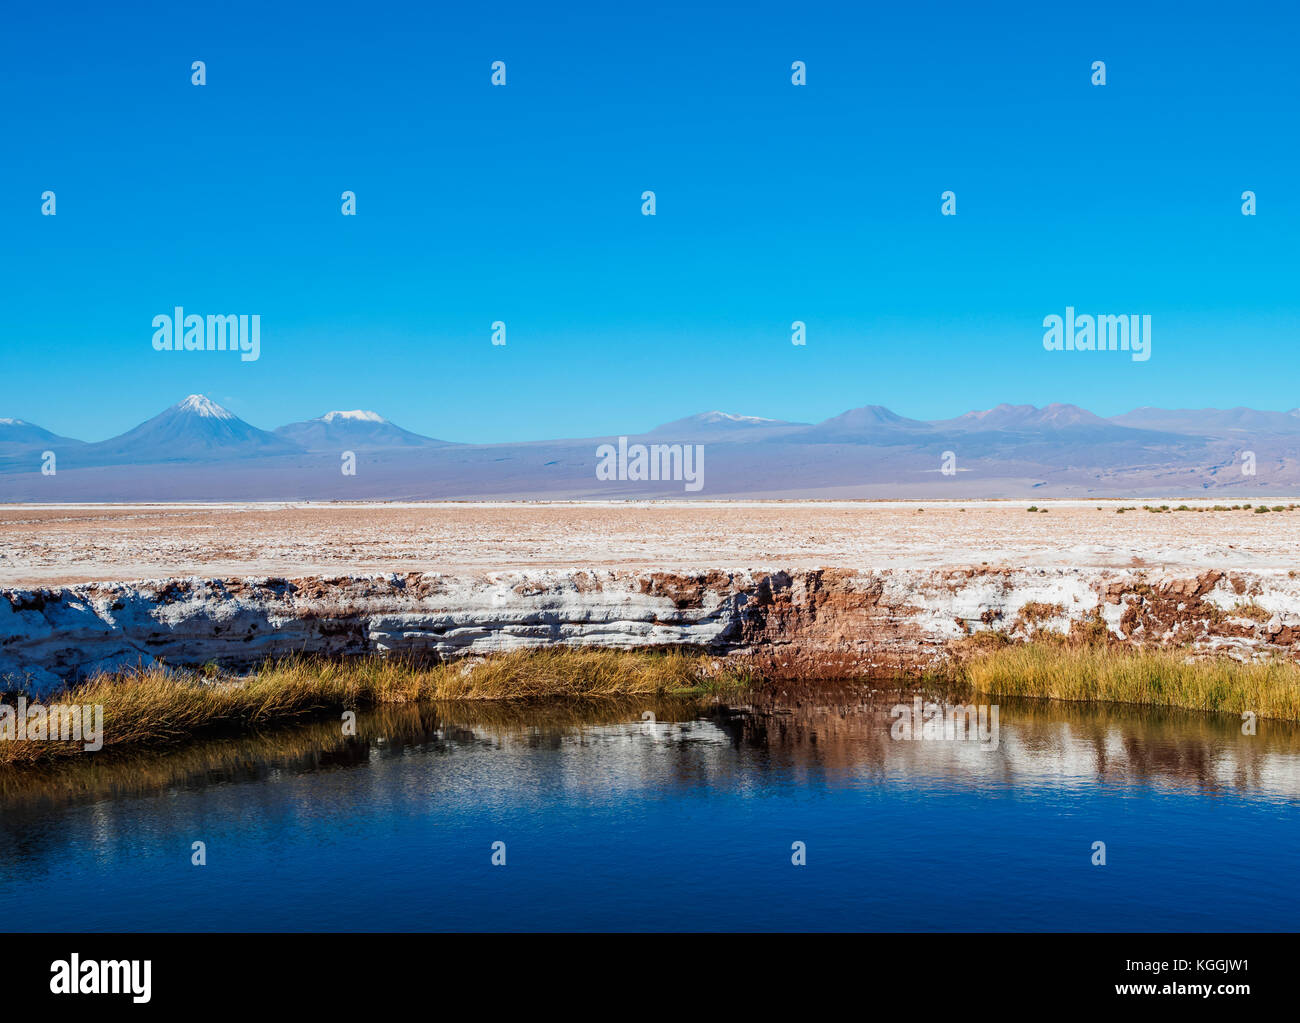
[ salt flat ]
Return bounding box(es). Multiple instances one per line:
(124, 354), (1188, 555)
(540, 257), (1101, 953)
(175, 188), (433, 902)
(2, 500), (1297, 587)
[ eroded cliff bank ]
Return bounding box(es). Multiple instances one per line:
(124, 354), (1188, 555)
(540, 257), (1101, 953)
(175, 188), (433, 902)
(5, 566), (1300, 695)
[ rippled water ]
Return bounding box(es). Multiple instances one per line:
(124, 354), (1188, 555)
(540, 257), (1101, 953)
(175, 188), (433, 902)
(1, 692), (1297, 931)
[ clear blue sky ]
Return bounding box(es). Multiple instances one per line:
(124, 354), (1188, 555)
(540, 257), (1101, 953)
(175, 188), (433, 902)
(3, 0), (1297, 443)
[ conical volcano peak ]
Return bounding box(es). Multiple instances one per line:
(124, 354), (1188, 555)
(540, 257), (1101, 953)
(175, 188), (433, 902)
(176, 394), (235, 420)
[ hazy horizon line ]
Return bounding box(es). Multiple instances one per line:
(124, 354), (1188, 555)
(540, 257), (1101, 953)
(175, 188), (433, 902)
(6, 393), (1300, 448)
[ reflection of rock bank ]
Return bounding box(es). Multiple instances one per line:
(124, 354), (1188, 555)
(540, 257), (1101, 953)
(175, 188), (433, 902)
(3, 697), (1296, 836)
(717, 696), (1300, 800)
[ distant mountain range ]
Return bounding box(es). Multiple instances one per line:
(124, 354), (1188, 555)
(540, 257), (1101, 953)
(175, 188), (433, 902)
(1, 396), (449, 468)
(0, 418), (84, 458)
(80, 395), (299, 464)
(2, 395), (1299, 500)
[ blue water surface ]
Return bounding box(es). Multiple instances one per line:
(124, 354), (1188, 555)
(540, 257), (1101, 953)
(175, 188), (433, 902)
(1, 699), (1296, 931)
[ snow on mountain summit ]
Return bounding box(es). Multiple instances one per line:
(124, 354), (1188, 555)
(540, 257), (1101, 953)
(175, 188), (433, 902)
(273, 409), (449, 450)
(695, 411), (782, 425)
(320, 410), (387, 424)
(176, 394), (235, 420)
(647, 410), (804, 437)
(78, 394), (292, 463)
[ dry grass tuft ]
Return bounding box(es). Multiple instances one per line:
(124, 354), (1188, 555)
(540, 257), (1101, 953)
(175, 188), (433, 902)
(0, 648), (756, 765)
(960, 643), (1300, 721)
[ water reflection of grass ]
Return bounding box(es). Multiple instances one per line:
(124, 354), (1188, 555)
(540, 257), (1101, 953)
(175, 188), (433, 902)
(0, 650), (750, 765)
(5, 687), (1299, 809)
(0, 697), (709, 807)
(0, 704), (430, 804)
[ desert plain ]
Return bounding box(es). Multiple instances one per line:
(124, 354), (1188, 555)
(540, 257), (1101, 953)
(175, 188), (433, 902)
(3, 499), (1299, 588)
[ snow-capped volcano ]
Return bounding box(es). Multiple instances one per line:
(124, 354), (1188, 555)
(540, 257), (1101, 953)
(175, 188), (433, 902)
(175, 394), (237, 420)
(646, 410), (805, 440)
(275, 409), (450, 450)
(81, 394), (297, 464)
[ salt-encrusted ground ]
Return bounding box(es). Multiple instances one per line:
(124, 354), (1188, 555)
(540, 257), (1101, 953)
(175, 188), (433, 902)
(4, 500), (1300, 586)
(3, 501), (1299, 694)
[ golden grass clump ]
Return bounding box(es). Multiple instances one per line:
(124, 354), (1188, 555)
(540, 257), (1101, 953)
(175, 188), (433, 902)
(961, 643), (1300, 721)
(432, 647), (715, 700)
(0, 648), (751, 765)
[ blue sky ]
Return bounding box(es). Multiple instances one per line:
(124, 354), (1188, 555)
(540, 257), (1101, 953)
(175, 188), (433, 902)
(3, 0), (1297, 443)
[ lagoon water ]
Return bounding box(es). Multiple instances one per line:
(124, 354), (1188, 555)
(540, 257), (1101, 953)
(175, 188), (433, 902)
(1, 693), (1297, 931)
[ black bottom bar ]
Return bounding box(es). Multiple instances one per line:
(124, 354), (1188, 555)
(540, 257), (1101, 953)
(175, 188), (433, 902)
(7, 932), (1285, 1010)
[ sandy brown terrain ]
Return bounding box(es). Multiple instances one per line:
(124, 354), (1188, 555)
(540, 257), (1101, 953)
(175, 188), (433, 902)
(2, 500), (1298, 587)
